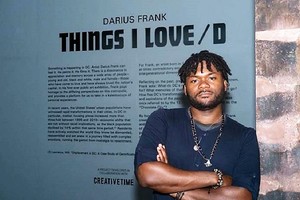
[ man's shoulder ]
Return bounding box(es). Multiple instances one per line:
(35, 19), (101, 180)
(152, 107), (186, 114)
(150, 107), (188, 121)
(225, 116), (256, 135)
(224, 115), (257, 144)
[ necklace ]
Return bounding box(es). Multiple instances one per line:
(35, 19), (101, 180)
(188, 107), (224, 167)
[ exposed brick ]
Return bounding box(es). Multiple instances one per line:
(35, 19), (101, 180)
(281, 172), (300, 192)
(256, 92), (294, 120)
(260, 171), (300, 195)
(255, 40), (297, 77)
(255, 1), (300, 198)
(279, 151), (299, 176)
(255, 0), (300, 31)
(259, 143), (284, 175)
(256, 113), (300, 150)
(296, 85), (300, 112)
(256, 121), (285, 144)
(259, 190), (300, 200)
(256, 77), (276, 98)
(291, 144), (300, 169)
(260, 175), (281, 196)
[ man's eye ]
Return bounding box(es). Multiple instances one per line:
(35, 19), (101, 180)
(209, 76), (216, 80)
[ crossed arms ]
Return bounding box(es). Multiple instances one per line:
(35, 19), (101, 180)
(136, 144), (252, 200)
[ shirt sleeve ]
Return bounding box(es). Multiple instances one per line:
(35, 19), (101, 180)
(232, 128), (261, 200)
(134, 109), (168, 173)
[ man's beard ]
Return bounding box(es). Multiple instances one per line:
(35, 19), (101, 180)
(187, 89), (226, 111)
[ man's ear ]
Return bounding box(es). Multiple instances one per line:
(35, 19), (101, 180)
(224, 80), (229, 91)
(183, 84), (187, 95)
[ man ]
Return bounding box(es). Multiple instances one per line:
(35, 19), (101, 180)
(134, 50), (260, 200)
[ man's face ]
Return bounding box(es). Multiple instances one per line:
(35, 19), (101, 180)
(183, 61), (228, 111)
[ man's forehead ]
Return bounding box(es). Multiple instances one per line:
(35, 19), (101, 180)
(197, 62), (219, 73)
(187, 63), (221, 77)
(198, 61), (217, 70)
(188, 71), (219, 77)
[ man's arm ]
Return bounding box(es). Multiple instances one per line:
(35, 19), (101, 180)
(136, 161), (220, 194)
(178, 186), (251, 200)
(152, 144), (252, 200)
(136, 144), (232, 194)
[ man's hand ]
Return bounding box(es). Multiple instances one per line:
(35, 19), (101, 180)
(156, 144), (168, 163)
(156, 144), (177, 198)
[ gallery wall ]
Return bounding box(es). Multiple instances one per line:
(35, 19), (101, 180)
(0, 1), (256, 199)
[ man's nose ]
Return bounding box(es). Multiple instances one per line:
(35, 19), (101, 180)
(198, 78), (210, 89)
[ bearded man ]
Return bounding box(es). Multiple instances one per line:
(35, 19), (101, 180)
(134, 50), (260, 200)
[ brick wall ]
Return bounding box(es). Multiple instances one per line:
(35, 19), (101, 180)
(256, 1), (300, 199)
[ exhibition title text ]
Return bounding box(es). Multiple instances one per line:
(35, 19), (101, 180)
(59, 13), (226, 52)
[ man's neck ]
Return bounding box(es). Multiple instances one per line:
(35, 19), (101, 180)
(189, 106), (223, 125)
